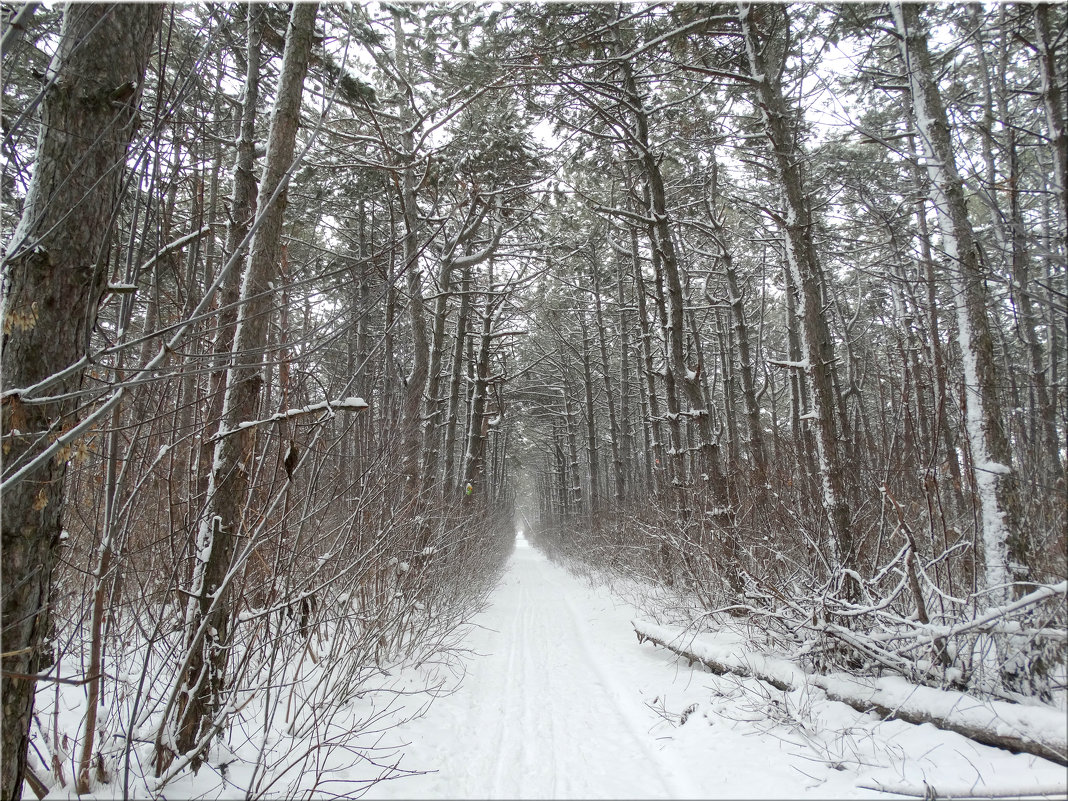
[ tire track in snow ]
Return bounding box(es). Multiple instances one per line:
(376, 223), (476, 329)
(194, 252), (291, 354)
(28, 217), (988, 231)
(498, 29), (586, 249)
(538, 559), (702, 799)
(530, 581), (563, 798)
(489, 577), (525, 797)
(365, 546), (703, 799)
(544, 604), (563, 799)
(514, 584), (534, 796)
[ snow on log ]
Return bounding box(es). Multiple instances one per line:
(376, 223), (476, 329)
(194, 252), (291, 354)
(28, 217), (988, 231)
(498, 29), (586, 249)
(633, 619), (800, 691)
(858, 778), (1068, 799)
(632, 620), (1067, 766)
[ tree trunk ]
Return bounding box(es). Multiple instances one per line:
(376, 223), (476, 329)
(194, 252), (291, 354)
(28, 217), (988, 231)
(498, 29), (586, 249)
(392, 9), (430, 493)
(577, 305), (601, 518)
(156, 3), (317, 773)
(422, 254), (455, 490)
(425, 208), (500, 490)
(711, 207), (767, 473)
(461, 263), (495, 490)
(739, 1), (854, 590)
(905, 131), (965, 513)
(443, 263), (472, 494)
(199, 4), (264, 505)
(892, 1), (1026, 605)
(1033, 4), (1067, 242)
(1027, 4), (1065, 481)
(647, 238), (685, 491)
(631, 226), (665, 494)
(592, 254), (625, 503)
(0, 6), (162, 799)
(613, 236), (636, 495)
(604, 17), (690, 494)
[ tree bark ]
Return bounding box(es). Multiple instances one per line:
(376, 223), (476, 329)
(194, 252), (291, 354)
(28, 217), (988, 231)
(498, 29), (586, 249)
(892, 1), (1026, 605)
(739, 1), (854, 589)
(0, 6), (162, 799)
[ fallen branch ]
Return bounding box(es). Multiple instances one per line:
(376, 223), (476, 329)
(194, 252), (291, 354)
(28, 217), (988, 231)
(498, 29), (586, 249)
(24, 766), (48, 800)
(858, 778), (1068, 799)
(633, 620), (1067, 767)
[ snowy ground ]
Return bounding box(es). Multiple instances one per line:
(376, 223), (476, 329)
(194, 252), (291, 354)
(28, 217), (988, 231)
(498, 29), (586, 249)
(363, 534), (1066, 800)
(39, 533), (1064, 799)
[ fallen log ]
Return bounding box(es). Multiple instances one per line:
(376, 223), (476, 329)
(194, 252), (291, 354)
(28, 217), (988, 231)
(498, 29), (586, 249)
(858, 778), (1068, 799)
(633, 619), (1067, 767)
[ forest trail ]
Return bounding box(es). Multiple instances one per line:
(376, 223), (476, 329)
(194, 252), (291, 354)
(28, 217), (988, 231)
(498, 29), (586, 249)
(361, 537), (1064, 800)
(363, 536), (896, 800)
(365, 535), (698, 799)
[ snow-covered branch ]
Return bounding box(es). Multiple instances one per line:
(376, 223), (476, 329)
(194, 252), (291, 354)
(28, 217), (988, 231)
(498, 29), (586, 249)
(211, 397), (368, 442)
(767, 357), (810, 369)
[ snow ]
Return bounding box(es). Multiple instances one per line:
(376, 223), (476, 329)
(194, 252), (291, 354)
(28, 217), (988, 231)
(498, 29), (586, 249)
(334, 396), (368, 410)
(769, 357), (812, 370)
(820, 673), (1067, 754)
(634, 619), (806, 689)
(358, 541), (1065, 800)
(28, 538), (1065, 800)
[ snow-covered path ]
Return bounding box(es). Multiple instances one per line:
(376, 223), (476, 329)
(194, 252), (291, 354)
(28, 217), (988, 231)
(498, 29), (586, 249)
(363, 536), (1066, 800)
(367, 536), (700, 799)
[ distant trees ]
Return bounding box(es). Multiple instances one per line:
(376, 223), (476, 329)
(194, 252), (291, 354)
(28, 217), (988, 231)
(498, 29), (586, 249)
(515, 2), (1064, 694)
